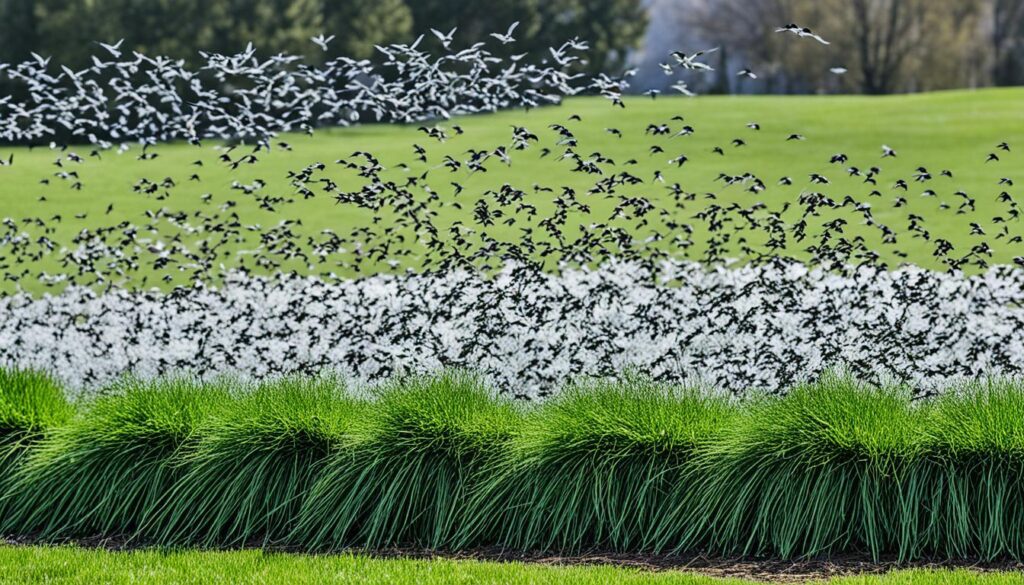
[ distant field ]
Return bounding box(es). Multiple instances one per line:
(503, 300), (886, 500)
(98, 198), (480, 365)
(0, 88), (1020, 288)
(0, 547), (1021, 585)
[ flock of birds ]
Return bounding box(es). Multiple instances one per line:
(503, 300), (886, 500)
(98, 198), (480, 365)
(0, 29), (625, 146)
(0, 20), (843, 147)
(5, 260), (1024, 397)
(0, 23), (1022, 395)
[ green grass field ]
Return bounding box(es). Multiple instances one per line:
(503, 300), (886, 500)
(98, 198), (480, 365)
(0, 546), (1021, 585)
(0, 88), (1021, 289)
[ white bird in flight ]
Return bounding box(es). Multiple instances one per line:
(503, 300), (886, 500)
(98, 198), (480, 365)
(776, 24), (830, 45)
(97, 39), (124, 59)
(311, 34), (335, 52)
(431, 27), (457, 51)
(490, 22), (520, 45)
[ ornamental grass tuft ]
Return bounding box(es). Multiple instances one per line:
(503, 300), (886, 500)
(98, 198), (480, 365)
(689, 373), (926, 559)
(463, 376), (736, 552)
(0, 377), (230, 539)
(0, 368), (73, 482)
(150, 376), (364, 546)
(904, 379), (1024, 561)
(294, 372), (520, 549)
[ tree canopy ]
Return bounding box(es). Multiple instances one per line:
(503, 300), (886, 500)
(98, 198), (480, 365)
(0, 0), (646, 74)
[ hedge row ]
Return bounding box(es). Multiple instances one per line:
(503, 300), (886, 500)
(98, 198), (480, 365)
(1, 368), (1023, 561)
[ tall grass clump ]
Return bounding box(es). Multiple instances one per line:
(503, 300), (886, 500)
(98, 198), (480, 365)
(150, 376), (364, 547)
(294, 372), (520, 550)
(691, 374), (926, 560)
(903, 379), (1024, 561)
(0, 368), (73, 479)
(0, 377), (231, 539)
(463, 377), (737, 553)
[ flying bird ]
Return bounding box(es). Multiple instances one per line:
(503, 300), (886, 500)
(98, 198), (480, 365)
(430, 28), (457, 50)
(776, 24), (830, 45)
(311, 34), (335, 52)
(97, 39), (125, 58)
(490, 22), (520, 44)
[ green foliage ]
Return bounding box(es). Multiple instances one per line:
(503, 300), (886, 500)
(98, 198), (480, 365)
(690, 374), (926, 559)
(408, 0), (646, 74)
(88, 0), (223, 63)
(21, 0), (245, 68)
(0, 368), (72, 440)
(321, 0), (413, 61)
(26, 0), (106, 69)
(150, 376), (364, 546)
(0, 0), (38, 62)
(535, 0), (648, 74)
(0, 377), (231, 539)
(207, 0), (323, 57)
(0, 368), (72, 481)
(0, 0), (395, 67)
(0, 371), (1024, 561)
(464, 377), (736, 552)
(408, 0), (541, 51)
(0, 0), (646, 74)
(294, 372), (521, 549)
(904, 380), (1024, 560)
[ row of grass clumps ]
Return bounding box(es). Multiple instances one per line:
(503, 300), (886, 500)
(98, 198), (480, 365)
(0, 368), (1023, 561)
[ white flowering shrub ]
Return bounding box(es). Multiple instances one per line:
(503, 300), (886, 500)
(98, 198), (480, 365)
(2, 260), (1023, 398)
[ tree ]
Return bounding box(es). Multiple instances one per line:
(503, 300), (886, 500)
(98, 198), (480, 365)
(320, 0), (413, 61)
(681, 0), (996, 95)
(0, 0), (39, 62)
(842, 0), (930, 94)
(407, 0), (542, 53)
(906, 0), (986, 92)
(21, 0), (232, 67)
(808, 0), (990, 94)
(535, 0), (648, 74)
(207, 0), (323, 57)
(687, 0), (818, 94)
(408, 0), (646, 74)
(991, 0), (1024, 85)
(25, 0), (108, 68)
(94, 0), (223, 62)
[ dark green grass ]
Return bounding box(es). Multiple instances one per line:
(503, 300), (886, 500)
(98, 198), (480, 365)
(1, 371), (1024, 562)
(463, 377), (737, 553)
(294, 372), (521, 550)
(149, 376), (364, 547)
(0, 377), (231, 539)
(689, 375), (927, 559)
(903, 381), (1024, 561)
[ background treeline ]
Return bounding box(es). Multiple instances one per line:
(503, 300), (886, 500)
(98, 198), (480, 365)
(640, 0), (1024, 94)
(1, 0), (1022, 95)
(0, 0), (646, 75)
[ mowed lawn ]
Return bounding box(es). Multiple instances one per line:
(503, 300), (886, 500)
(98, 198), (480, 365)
(1, 547), (1022, 585)
(0, 88), (1020, 285)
